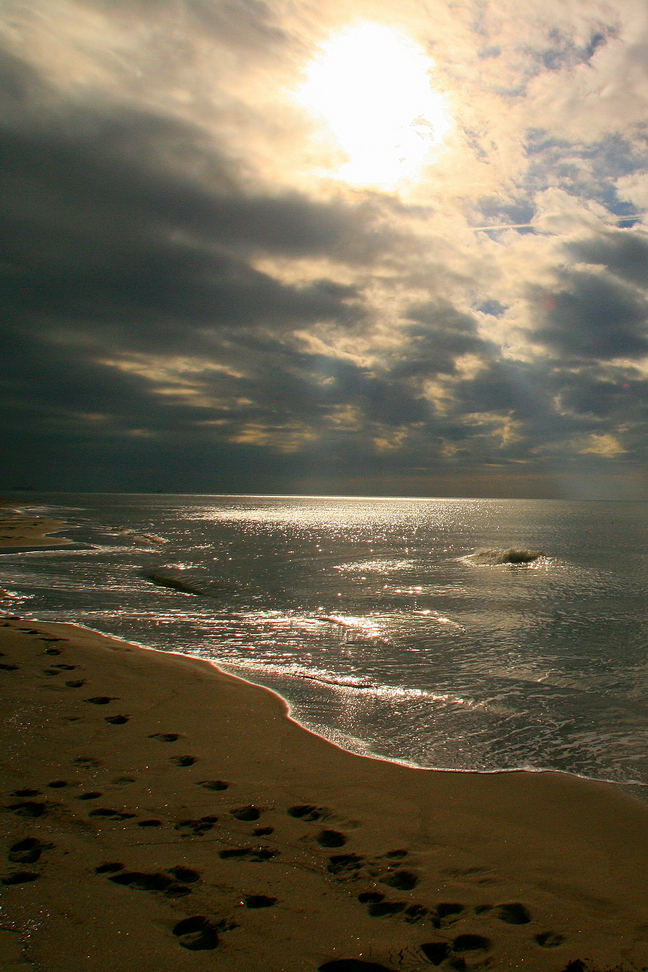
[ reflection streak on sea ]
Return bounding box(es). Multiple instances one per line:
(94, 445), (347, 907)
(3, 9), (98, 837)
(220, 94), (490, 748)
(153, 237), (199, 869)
(3, 493), (648, 794)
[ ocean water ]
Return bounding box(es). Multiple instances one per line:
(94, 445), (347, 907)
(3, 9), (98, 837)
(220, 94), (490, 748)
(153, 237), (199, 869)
(3, 493), (648, 797)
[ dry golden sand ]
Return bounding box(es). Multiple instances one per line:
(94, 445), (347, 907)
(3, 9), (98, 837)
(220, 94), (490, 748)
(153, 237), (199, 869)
(1, 621), (648, 972)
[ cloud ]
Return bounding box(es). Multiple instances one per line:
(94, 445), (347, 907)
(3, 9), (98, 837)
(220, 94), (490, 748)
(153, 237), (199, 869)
(531, 267), (648, 359)
(568, 229), (648, 288)
(3, 0), (648, 497)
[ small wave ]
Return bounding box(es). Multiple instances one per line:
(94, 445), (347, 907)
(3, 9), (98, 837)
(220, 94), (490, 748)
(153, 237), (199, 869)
(317, 614), (381, 632)
(143, 569), (229, 597)
(103, 529), (168, 544)
(219, 658), (483, 709)
(221, 659), (376, 690)
(461, 547), (545, 566)
(411, 609), (464, 629)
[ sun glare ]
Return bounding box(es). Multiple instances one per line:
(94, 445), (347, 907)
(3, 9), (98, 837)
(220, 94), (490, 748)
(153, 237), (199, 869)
(297, 22), (453, 190)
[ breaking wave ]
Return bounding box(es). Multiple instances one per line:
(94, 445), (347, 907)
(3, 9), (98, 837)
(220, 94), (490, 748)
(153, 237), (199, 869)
(461, 547), (546, 566)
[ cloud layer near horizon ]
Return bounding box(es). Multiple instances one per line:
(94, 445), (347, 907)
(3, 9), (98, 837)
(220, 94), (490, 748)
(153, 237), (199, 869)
(4, 0), (648, 498)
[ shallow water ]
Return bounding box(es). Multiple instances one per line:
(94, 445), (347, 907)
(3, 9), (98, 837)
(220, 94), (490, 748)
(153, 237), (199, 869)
(3, 493), (648, 796)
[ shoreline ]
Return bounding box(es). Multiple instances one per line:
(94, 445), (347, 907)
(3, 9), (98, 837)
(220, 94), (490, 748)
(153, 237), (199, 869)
(0, 502), (77, 550)
(10, 613), (648, 794)
(3, 619), (648, 970)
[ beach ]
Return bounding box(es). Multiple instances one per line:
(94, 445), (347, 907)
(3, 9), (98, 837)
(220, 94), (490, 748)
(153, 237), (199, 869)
(0, 502), (76, 554)
(3, 512), (648, 970)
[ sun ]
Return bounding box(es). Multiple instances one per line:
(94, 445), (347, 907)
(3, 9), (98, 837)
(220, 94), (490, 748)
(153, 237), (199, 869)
(296, 22), (453, 191)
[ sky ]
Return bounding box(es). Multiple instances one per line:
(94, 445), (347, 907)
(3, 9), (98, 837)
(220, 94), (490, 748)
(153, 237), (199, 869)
(3, 0), (648, 498)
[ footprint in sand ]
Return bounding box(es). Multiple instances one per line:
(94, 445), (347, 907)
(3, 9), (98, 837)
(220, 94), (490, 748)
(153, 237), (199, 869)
(380, 869), (419, 891)
(88, 808), (137, 820)
(47, 781), (68, 789)
(95, 862), (124, 874)
(65, 680), (86, 688)
(84, 696), (118, 705)
(0, 662), (19, 671)
(78, 791), (103, 800)
(7, 801), (49, 818)
(12, 788), (41, 797)
(104, 715), (129, 725)
(288, 804), (330, 822)
(149, 733), (182, 742)
(229, 805), (261, 822)
(175, 816), (218, 836)
(108, 869), (193, 898)
(138, 819), (163, 828)
(317, 829), (348, 848)
(172, 916), (220, 951)
(493, 902), (531, 924)
(535, 931), (565, 947)
(196, 780), (229, 791)
(244, 895), (277, 908)
(170, 755), (198, 767)
(420, 934), (492, 967)
(430, 903), (466, 927)
(2, 870), (40, 885)
(366, 900), (407, 917)
(355, 888), (441, 927)
(327, 853), (364, 875)
(420, 942), (451, 965)
(8, 837), (53, 864)
(168, 866), (200, 883)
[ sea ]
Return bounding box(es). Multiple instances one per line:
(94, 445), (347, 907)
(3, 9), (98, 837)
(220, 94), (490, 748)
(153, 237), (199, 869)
(3, 493), (648, 800)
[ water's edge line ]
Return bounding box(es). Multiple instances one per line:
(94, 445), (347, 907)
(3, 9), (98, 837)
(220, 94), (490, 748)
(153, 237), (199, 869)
(10, 613), (648, 806)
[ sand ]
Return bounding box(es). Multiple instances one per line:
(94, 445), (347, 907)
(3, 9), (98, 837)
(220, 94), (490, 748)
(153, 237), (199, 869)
(0, 502), (76, 553)
(3, 512), (648, 971)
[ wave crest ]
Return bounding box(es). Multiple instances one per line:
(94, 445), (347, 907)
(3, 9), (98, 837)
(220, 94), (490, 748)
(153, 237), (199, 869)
(462, 547), (545, 566)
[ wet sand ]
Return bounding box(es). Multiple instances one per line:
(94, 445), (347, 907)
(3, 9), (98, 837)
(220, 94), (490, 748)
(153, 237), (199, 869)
(0, 502), (76, 552)
(2, 618), (648, 972)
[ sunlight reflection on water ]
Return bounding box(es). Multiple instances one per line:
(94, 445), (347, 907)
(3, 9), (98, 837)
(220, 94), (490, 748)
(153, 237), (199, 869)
(4, 493), (648, 796)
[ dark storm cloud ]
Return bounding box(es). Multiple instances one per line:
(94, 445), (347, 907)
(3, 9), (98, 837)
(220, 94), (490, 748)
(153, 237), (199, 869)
(455, 359), (553, 420)
(568, 231), (648, 288)
(0, 119), (370, 351)
(390, 302), (493, 378)
(200, 342), (432, 427)
(555, 367), (648, 421)
(531, 269), (648, 359)
(0, 42), (396, 346)
(301, 354), (431, 425)
(4, 0), (648, 497)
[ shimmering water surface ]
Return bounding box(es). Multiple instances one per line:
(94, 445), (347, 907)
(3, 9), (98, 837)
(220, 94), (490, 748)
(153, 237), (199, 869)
(3, 493), (648, 794)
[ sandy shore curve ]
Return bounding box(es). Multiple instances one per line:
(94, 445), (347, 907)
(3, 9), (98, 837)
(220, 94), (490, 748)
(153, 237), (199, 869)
(2, 616), (648, 971)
